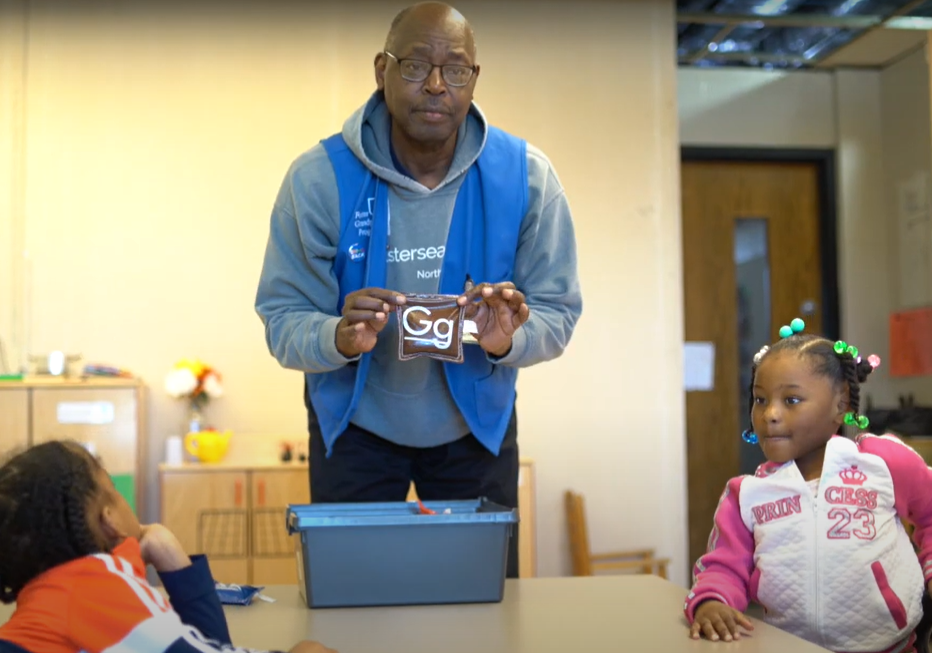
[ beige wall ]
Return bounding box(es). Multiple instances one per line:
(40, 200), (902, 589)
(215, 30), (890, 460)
(0, 0), (27, 375)
(880, 45), (932, 405)
(1, 0), (686, 582)
(835, 69), (894, 406)
(678, 68), (836, 149)
(678, 66), (898, 410)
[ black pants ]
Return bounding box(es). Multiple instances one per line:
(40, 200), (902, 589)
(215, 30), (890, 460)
(307, 399), (520, 579)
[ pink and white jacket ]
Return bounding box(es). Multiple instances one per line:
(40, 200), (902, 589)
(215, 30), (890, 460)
(685, 434), (932, 653)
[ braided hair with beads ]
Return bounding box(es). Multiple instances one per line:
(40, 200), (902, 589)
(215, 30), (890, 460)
(0, 441), (105, 604)
(746, 321), (875, 438)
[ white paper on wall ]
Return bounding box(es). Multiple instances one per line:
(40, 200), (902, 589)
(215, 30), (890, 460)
(684, 342), (715, 392)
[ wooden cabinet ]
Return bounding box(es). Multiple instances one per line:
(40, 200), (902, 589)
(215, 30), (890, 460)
(160, 469), (250, 584)
(160, 459), (537, 585)
(251, 470), (310, 584)
(160, 466), (309, 585)
(0, 388), (29, 453)
(0, 378), (146, 513)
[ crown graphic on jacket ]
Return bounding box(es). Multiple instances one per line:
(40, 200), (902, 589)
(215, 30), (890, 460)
(839, 465), (867, 486)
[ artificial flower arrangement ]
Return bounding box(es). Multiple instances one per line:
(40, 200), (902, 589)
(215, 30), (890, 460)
(164, 358), (223, 412)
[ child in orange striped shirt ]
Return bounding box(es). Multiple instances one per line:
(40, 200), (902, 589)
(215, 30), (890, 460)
(0, 440), (335, 653)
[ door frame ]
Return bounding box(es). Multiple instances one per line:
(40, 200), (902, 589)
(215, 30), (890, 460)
(680, 147), (841, 340)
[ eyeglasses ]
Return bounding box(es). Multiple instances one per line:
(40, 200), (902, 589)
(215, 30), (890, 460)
(383, 51), (476, 88)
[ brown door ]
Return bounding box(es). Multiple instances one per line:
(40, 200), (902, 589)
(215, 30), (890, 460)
(682, 160), (824, 569)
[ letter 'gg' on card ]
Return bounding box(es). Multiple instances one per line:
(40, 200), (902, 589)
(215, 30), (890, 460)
(396, 294), (465, 363)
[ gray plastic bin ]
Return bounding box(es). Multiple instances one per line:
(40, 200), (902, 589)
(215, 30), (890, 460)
(286, 497), (518, 608)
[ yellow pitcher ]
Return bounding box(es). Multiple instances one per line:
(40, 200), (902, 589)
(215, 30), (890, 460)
(184, 429), (232, 463)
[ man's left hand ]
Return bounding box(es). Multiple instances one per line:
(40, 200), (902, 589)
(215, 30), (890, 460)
(458, 282), (529, 357)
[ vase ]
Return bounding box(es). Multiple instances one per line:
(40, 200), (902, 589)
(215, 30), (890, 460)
(187, 404), (205, 434)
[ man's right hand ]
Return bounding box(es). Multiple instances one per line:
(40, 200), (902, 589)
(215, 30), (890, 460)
(335, 288), (406, 358)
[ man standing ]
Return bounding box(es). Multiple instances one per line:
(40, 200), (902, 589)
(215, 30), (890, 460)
(255, 2), (581, 578)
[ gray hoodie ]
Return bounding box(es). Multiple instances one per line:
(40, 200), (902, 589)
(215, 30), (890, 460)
(256, 92), (582, 448)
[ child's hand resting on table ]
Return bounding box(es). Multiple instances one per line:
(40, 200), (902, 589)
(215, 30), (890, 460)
(689, 600), (755, 642)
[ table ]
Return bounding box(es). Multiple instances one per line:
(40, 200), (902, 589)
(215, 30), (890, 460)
(0, 575), (828, 651)
(222, 576), (829, 652)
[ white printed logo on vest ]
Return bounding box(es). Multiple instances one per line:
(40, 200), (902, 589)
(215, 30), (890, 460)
(353, 198), (375, 237)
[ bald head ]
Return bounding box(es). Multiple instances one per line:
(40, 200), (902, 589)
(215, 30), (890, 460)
(384, 2), (476, 58)
(375, 1), (480, 154)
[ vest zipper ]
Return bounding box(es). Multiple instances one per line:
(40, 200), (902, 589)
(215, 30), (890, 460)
(812, 481), (827, 648)
(814, 536), (823, 646)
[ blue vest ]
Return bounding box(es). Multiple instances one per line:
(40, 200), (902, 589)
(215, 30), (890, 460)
(307, 128), (528, 456)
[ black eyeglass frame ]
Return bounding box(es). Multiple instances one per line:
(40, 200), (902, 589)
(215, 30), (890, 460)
(383, 51), (477, 87)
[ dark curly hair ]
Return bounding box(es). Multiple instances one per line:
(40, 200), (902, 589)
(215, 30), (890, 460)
(748, 333), (875, 435)
(0, 441), (105, 604)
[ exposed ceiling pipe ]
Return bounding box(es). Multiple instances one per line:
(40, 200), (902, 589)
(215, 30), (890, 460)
(677, 0), (929, 67)
(686, 24), (741, 63)
(804, 0), (927, 61)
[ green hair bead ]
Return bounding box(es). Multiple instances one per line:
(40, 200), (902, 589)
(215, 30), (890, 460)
(843, 412), (870, 429)
(779, 318), (806, 339)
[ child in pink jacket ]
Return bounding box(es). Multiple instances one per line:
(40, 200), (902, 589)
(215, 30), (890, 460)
(685, 319), (932, 653)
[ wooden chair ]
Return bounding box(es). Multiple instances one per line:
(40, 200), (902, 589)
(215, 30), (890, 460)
(565, 489), (670, 578)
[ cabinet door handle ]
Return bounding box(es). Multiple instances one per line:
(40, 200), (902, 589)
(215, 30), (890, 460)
(234, 479), (243, 507)
(257, 479), (266, 507)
